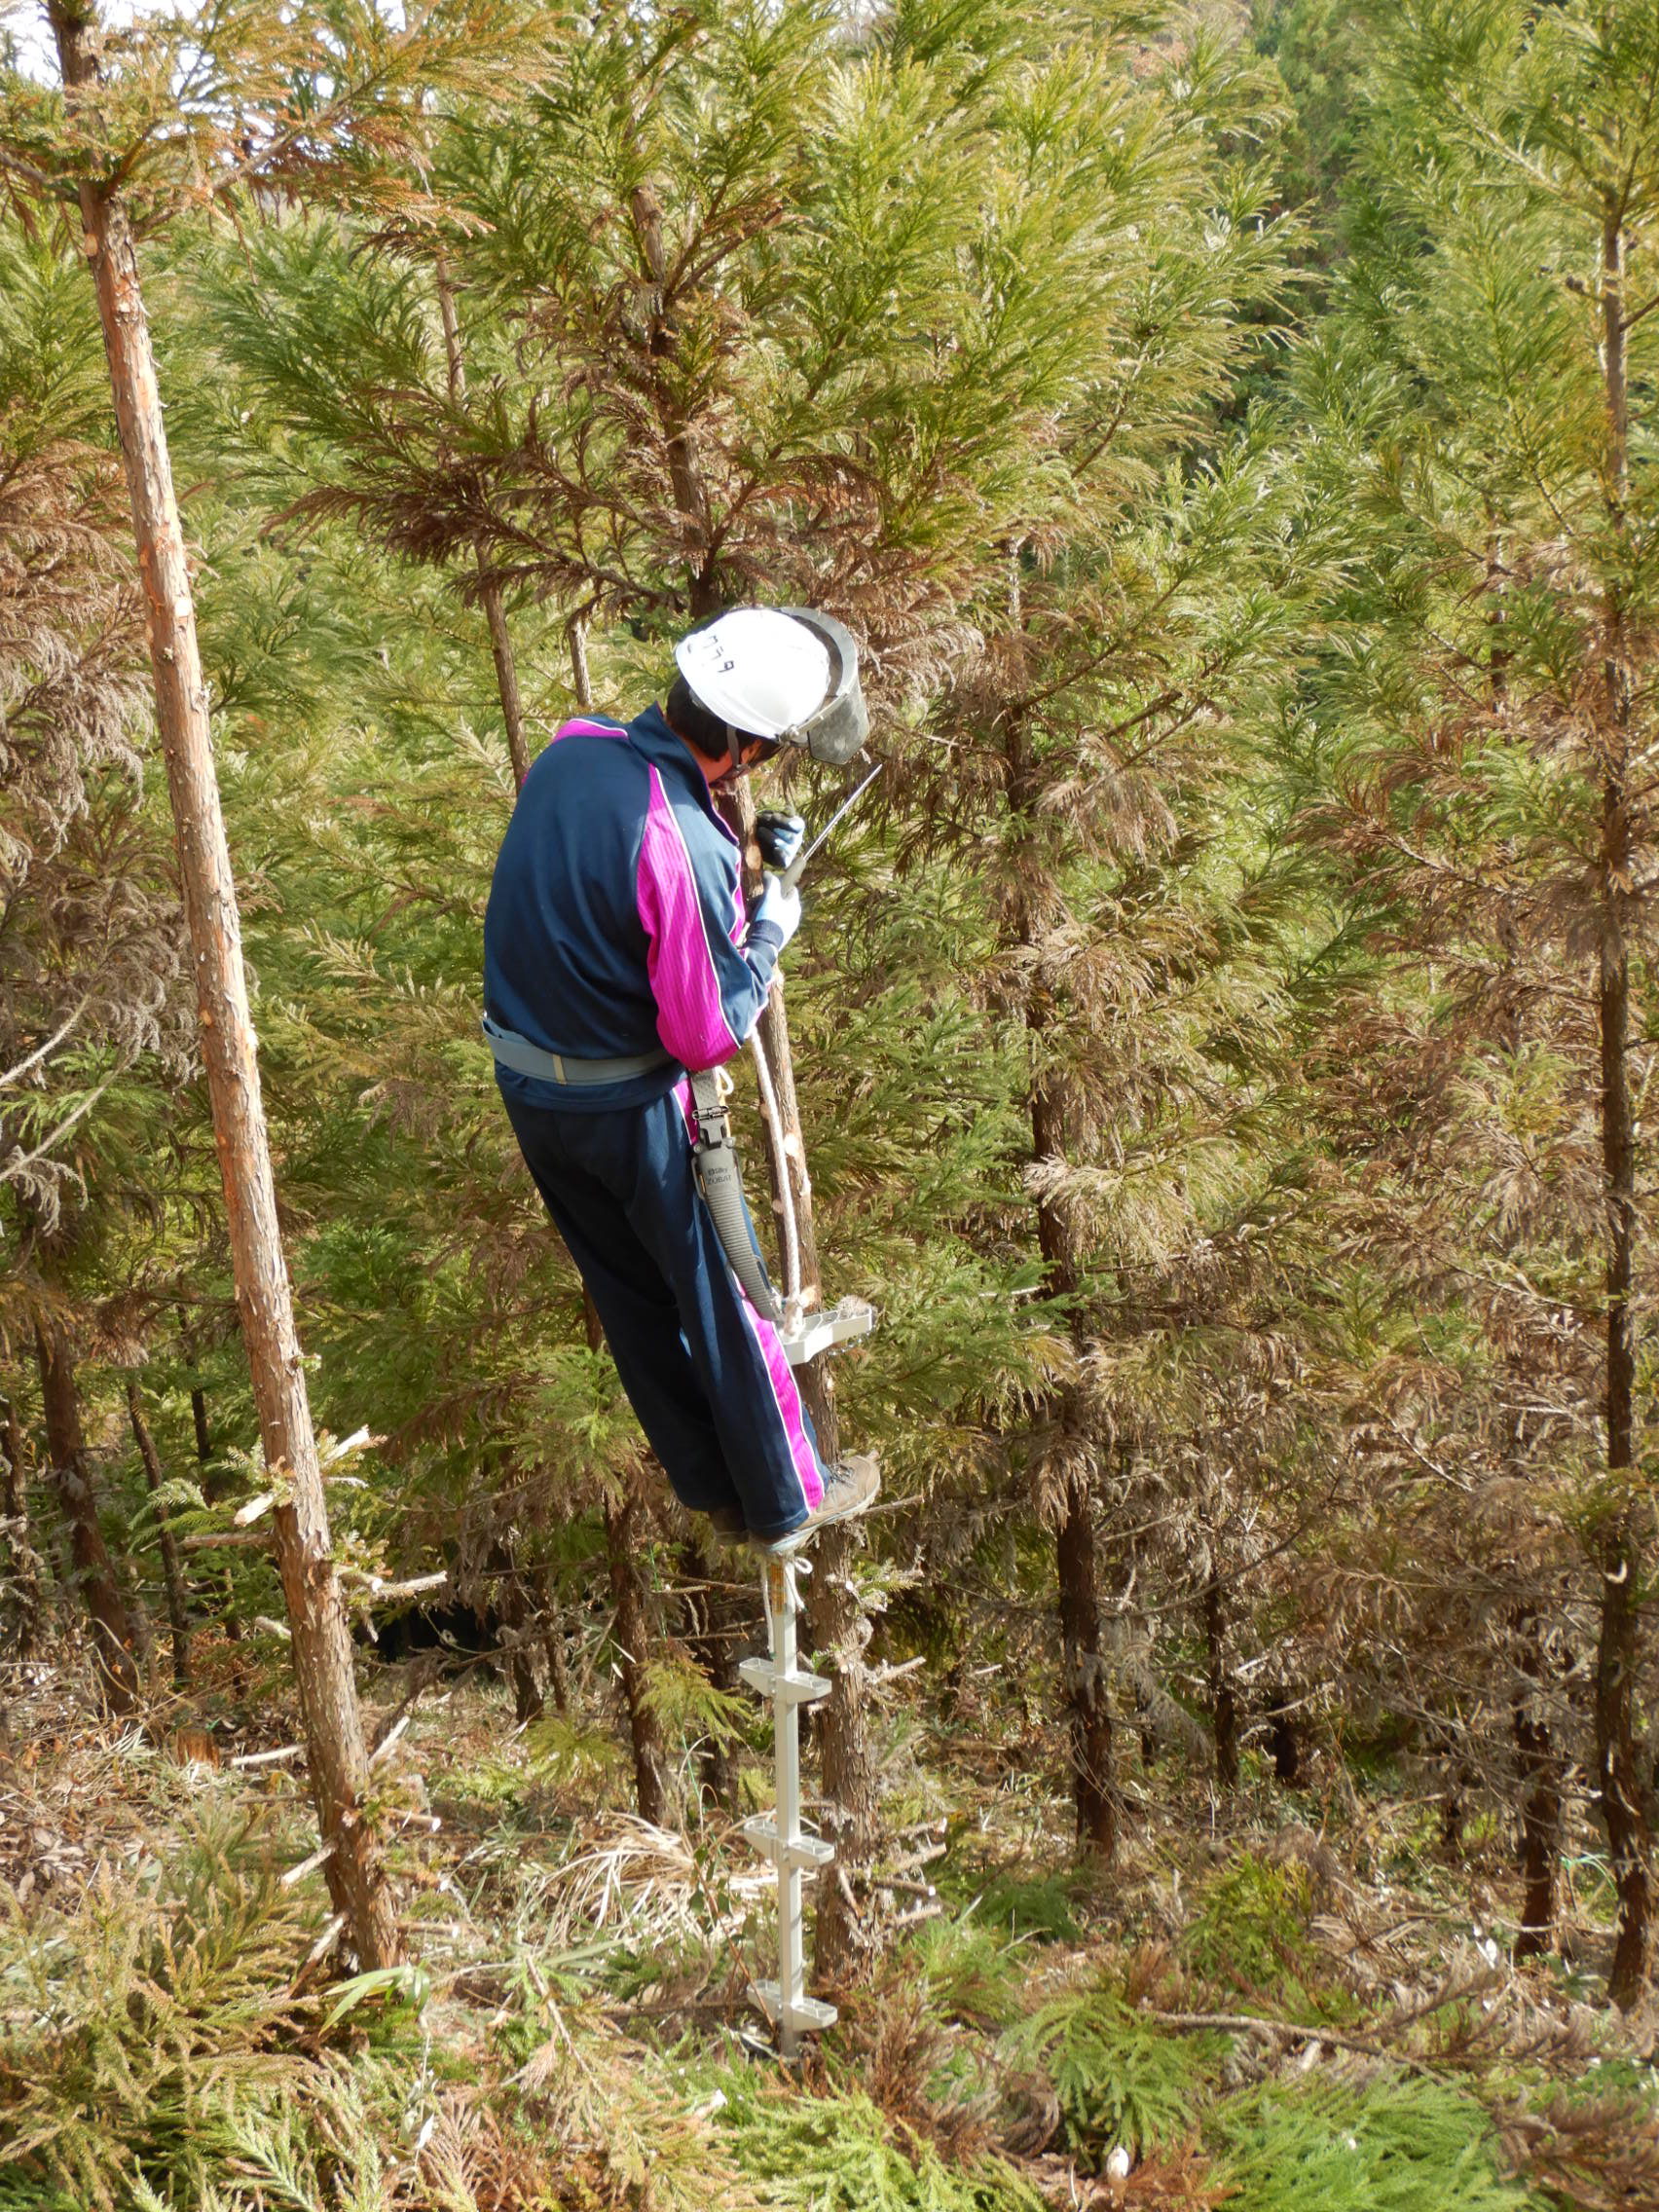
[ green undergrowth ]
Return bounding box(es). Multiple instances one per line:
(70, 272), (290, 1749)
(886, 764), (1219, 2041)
(1182, 1853), (1332, 2012)
(712, 2071), (1047, 2212)
(10, 1767), (1656, 2212)
(1005, 1980), (1224, 2164)
(1208, 2077), (1535, 2212)
(0, 1809), (430, 2212)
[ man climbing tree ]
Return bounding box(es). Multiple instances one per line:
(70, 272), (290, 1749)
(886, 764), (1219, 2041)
(483, 606), (880, 1551)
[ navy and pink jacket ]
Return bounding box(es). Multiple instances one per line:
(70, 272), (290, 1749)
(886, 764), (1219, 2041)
(483, 705), (784, 1115)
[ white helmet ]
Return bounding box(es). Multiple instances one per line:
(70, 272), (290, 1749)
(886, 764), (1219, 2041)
(674, 607), (869, 763)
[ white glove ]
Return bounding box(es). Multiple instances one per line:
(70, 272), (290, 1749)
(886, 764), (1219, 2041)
(754, 872), (802, 950)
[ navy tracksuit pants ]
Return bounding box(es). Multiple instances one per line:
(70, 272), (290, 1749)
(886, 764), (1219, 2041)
(501, 1082), (829, 1542)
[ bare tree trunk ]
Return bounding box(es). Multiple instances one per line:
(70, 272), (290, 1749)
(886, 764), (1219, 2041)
(126, 1379), (192, 1690)
(1205, 1578), (1238, 1791)
(1265, 1685), (1304, 1788)
(1594, 209), (1649, 2010)
(542, 1601), (571, 1715)
(996, 644), (1117, 1857)
(434, 257), (531, 789)
(1028, 1065), (1115, 1854)
(724, 781), (880, 1972)
(629, 182), (719, 619)
(1513, 1626), (1562, 1963)
(192, 1383), (243, 1665)
(1, 1391), (42, 1658)
(33, 1315), (137, 1714)
(1056, 1472), (1114, 1851)
(54, 2), (397, 1970)
(488, 1539), (543, 1724)
(604, 1475), (670, 1825)
(682, 1529), (742, 1816)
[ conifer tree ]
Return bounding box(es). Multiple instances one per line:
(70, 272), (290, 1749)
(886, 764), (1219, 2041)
(1, 0), (514, 1969)
(1292, 0), (1659, 2002)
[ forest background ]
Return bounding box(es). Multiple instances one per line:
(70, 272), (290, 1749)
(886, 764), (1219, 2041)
(8, 0), (1659, 2206)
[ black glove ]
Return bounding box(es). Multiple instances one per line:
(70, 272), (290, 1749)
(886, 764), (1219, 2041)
(755, 811), (806, 872)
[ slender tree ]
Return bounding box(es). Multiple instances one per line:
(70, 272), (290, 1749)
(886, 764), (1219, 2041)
(1289, 0), (1659, 2002)
(3, 0), (514, 1968)
(32, 1309), (136, 1711)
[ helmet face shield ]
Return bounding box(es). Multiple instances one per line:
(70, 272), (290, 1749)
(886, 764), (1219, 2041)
(778, 608), (869, 763)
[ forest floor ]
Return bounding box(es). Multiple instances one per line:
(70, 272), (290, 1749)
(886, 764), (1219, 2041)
(5, 1634), (1659, 2212)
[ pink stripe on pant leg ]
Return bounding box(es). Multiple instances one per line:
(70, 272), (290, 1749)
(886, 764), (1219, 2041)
(737, 1293), (826, 1515)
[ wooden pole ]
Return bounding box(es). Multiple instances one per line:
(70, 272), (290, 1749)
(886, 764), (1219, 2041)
(52, 0), (398, 1970)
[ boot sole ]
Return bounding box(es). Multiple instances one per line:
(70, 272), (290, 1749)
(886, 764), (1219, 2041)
(752, 1484), (879, 1558)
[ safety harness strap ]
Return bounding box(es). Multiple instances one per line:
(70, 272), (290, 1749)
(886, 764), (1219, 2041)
(689, 1067), (786, 1326)
(481, 1015), (673, 1087)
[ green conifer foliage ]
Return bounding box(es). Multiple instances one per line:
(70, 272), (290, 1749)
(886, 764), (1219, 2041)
(1287, 0), (1659, 2003)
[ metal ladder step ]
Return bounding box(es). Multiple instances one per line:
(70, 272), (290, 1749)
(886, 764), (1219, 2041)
(742, 1814), (835, 1870)
(754, 1980), (838, 2036)
(738, 1653), (832, 1704)
(779, 1296), (876, 1368)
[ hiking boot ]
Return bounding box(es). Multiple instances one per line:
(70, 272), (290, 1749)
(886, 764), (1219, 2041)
(708, 1504), (748, 1541)
(753, 1453), (881, 1557)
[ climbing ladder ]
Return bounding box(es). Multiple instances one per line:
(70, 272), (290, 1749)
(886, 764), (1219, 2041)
(740, 1551), (837, 2057)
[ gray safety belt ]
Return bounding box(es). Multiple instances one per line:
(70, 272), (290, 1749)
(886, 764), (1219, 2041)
(481, 1016), (672, 1087)
(689, 1066), (787, 1326)
(484, 1016), (785, 1324)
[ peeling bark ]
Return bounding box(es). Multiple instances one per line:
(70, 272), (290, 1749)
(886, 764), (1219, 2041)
(52, 1), (396, 1969)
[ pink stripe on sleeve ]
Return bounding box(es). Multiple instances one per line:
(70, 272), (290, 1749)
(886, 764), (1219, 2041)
(637, 766), (741, 1070)
(737, 1295), (827, 1514)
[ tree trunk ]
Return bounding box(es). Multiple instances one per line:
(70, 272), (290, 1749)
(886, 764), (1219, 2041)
(1265, 1684), (1303, 1788)
(682, 1529), (741, 1816)
(542, 1603), (571, 1715)
(489, 1540), (543, 1724)
(1594, 208), (1649, 2010)
(192, 1382), (243, 1663)
(54, 2), (397, 1970)
(191, 1386), (218, 1494)
(1513, 1631), (1561, 1963)
(126, 1379), (192, 1690)
(1057, 1471), (1115, 1851)
(725, 780), (880, 1973)
(1205, 1577), (1238, 1791)
(33, 1315), (137, 1713)
(629, 181), (719, 618)
(604, 1476), (670, 1825)
(997, 651), (1117, 1858)
(1, 1391), (42, 1658)
(1028, 1059), (1115, 1853)
(434, 257), (531, 790)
